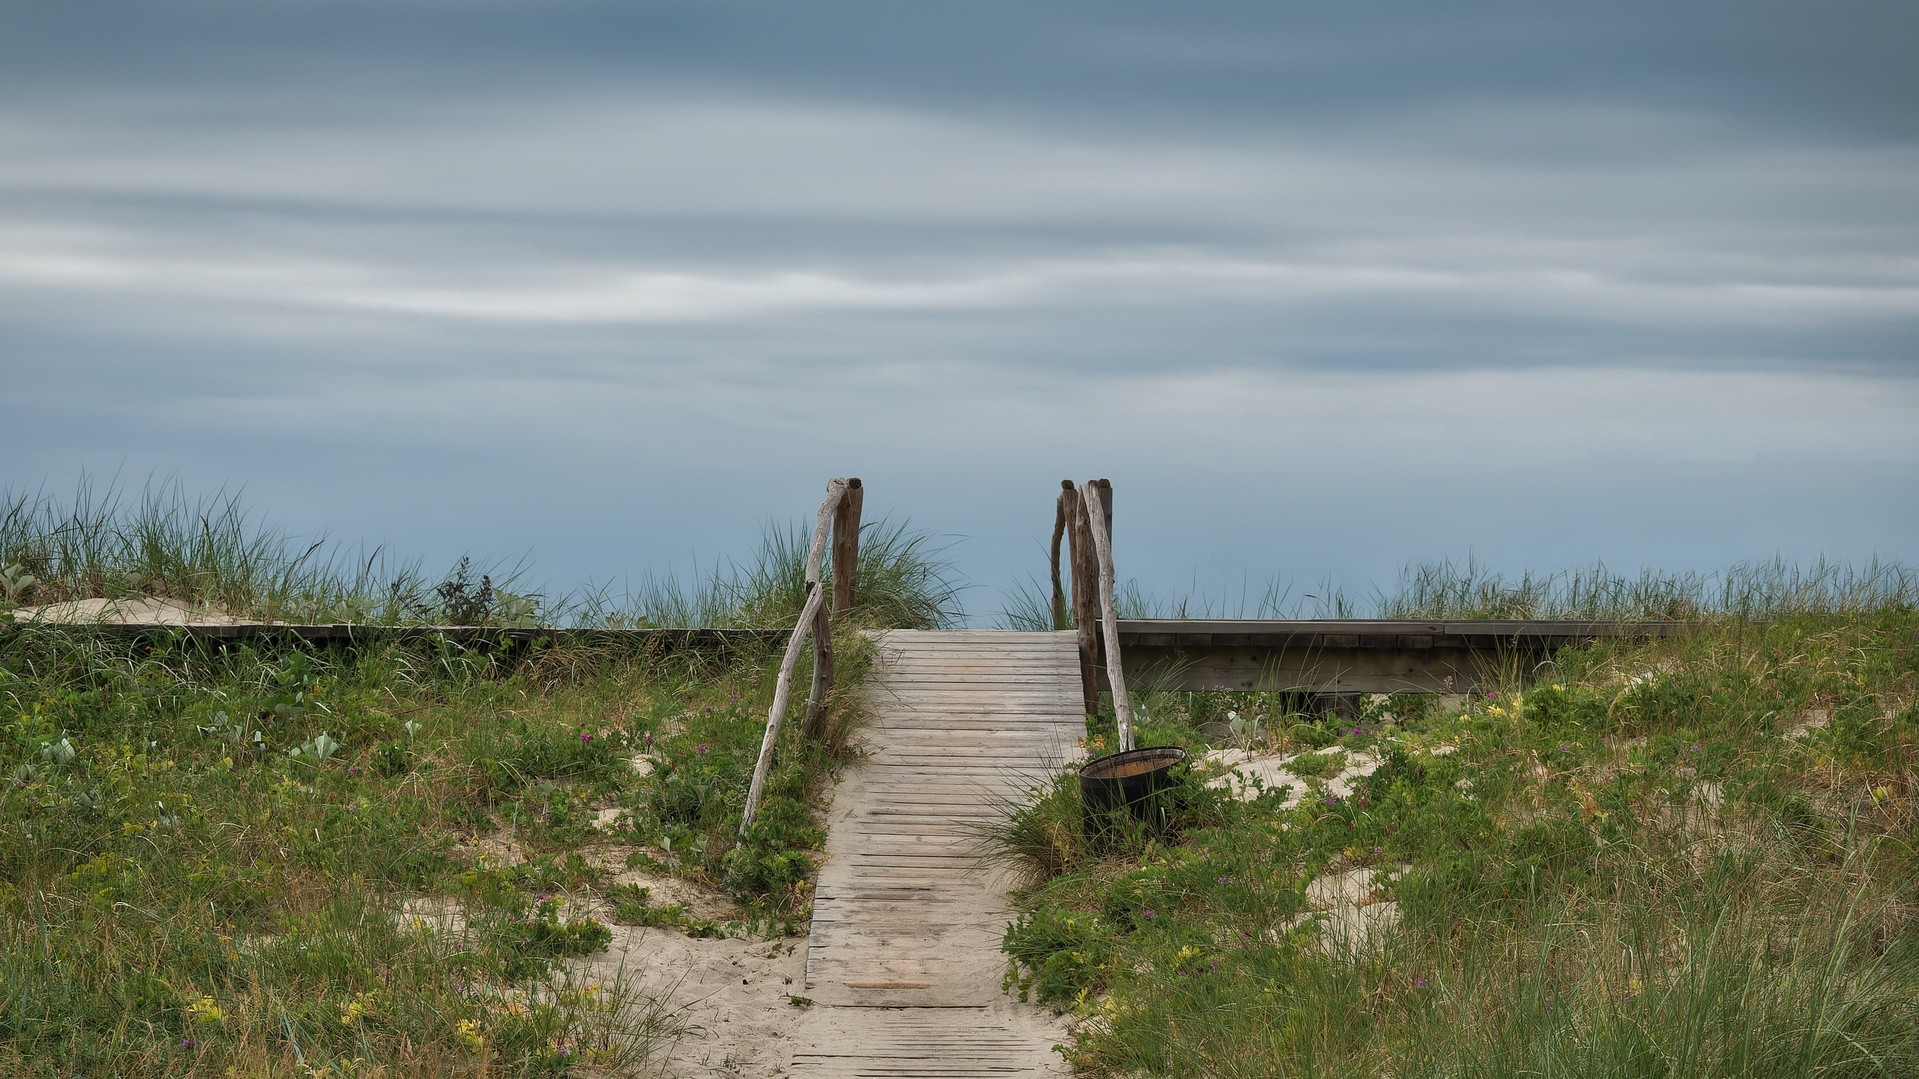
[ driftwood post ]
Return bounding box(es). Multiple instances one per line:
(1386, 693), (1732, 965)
(811, 478), (860, 742)
(1050, 480), (1071, 631)
(1081, 479), (1134, 752)
(831, 478), (863, 620)
(743, 478), (848, 835)
(802, 481), (844, 743)
(1065, 484), (1101, 717)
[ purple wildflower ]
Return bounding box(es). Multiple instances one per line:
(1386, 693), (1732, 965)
(1140, 908), (1155, 920)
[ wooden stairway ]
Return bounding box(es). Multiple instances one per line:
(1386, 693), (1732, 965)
(786, 630), (1082, 1077)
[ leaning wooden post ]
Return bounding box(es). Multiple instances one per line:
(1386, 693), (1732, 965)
(741, 585), (825, 835)
(1049, 480), (1071, 631)
(831, 478), (863, 620)
(1082, 479), (1134, 752)
(743, 478), (846, 835)
(1067, 484), (1101, 717)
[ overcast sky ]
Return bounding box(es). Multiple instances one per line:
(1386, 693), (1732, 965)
(4, 1), (1916, 620)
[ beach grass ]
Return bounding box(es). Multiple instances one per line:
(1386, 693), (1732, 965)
(994, 580), (1919, 1077)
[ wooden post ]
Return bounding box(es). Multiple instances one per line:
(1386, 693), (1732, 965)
(1091, 478), (1113, 552)
(744, 478), (847, 834)
(804, 479), (849, 743)
(1067, 484), (1101, 717)
(831, 478), (863, 620)
(1081, 479), (1134, 753)
(1050, 480), (1071, 631)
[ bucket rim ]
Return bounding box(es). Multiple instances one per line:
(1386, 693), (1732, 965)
(1079, 745), (1187, 781)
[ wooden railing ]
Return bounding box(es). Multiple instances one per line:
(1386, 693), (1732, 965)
(740, 477), (863, 834)
(1051, 479), (1135, 752)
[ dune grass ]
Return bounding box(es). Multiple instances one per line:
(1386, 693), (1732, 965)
(3, 476), (965, 631)
(1000, 555), (1918, 628)
(995, 588), (1919, 1077)
(600, 517), (964, 631)
(0, 477), (550, 626)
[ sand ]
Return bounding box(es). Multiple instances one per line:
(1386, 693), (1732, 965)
(9, 595), (258, 625)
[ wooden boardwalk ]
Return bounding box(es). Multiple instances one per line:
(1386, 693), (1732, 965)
(786, 630), (1082, 1078)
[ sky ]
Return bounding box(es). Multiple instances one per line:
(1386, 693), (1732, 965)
(4, 1), (1916, 621)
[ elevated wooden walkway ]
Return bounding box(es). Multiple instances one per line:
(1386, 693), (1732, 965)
(787, 630), (1081, 1077)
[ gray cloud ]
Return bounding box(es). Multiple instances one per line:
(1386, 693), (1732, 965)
(3, 3), (1915, 613)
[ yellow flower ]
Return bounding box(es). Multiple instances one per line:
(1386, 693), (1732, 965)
(455, 1018), (488, 1052)
(186, 995), (225, 1025)
(339, 992), (375, 1026)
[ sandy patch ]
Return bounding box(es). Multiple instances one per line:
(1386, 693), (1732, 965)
(1202, 746), (1409, 953)
(1784, 705), (1833, 740)
(434, 829), (810, 1077)
(11, 595), (257, 625)
(1202, 746), (1384, 808)
(1279, 864), (1409, 955)
(574, 926), (808, 1079)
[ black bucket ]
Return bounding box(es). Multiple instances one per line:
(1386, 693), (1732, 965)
(1079, 746), (1188, 836)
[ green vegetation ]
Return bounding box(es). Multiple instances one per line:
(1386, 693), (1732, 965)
(997, 589), (1919, 1076)
(0, 481), (960, 1076)
(1001, 555), (1917, 627)
(603, 517), (963, 630)
(2, 476), (965, 631)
